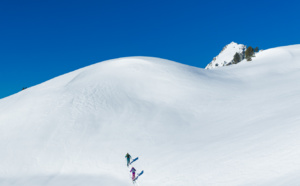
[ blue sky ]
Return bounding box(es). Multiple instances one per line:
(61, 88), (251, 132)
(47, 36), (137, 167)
(1, 0), (300, 99)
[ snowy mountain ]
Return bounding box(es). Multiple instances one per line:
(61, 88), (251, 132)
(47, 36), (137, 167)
(205, 41), (246, 69)
(1, 45), (300, 186)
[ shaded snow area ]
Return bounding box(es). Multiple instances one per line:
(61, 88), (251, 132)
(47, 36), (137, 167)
(206, 42), (246, 69)
(1, 45), (300, 186)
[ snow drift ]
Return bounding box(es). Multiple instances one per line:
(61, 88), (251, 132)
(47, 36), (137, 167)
(1, 45), (300, 186)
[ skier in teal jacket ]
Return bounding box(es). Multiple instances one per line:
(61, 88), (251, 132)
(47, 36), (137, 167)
(125, 153), (132, 167)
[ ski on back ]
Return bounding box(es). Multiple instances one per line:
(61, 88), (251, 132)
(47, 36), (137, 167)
(133, 170), (144, 181)
(130, 157), (138, 165)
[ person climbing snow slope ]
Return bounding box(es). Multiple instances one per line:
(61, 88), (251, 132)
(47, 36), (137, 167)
(125, 153), (132, 167)
(130, 167), (136, 181)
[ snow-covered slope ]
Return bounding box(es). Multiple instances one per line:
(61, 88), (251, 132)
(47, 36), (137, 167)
(206, 42), (246, 69)
(1, 45), (300, 186)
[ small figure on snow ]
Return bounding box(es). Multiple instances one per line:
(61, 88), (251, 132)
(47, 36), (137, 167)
(130, 167), (136, 181)
(125, 153), (132, 167)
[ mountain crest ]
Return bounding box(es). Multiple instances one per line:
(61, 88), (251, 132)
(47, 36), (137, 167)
(205, 42), (246, 69)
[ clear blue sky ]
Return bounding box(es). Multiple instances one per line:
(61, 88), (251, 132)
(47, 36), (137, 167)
(1, 0), (300, 99)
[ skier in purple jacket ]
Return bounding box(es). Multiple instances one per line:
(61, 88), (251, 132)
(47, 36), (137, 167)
(130, 167), (136, 180)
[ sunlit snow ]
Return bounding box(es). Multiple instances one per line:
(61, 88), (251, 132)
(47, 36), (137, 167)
(0, 45), (300, 186)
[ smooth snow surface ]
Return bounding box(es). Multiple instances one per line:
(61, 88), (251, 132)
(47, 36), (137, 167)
(1, 45), (300, 186)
